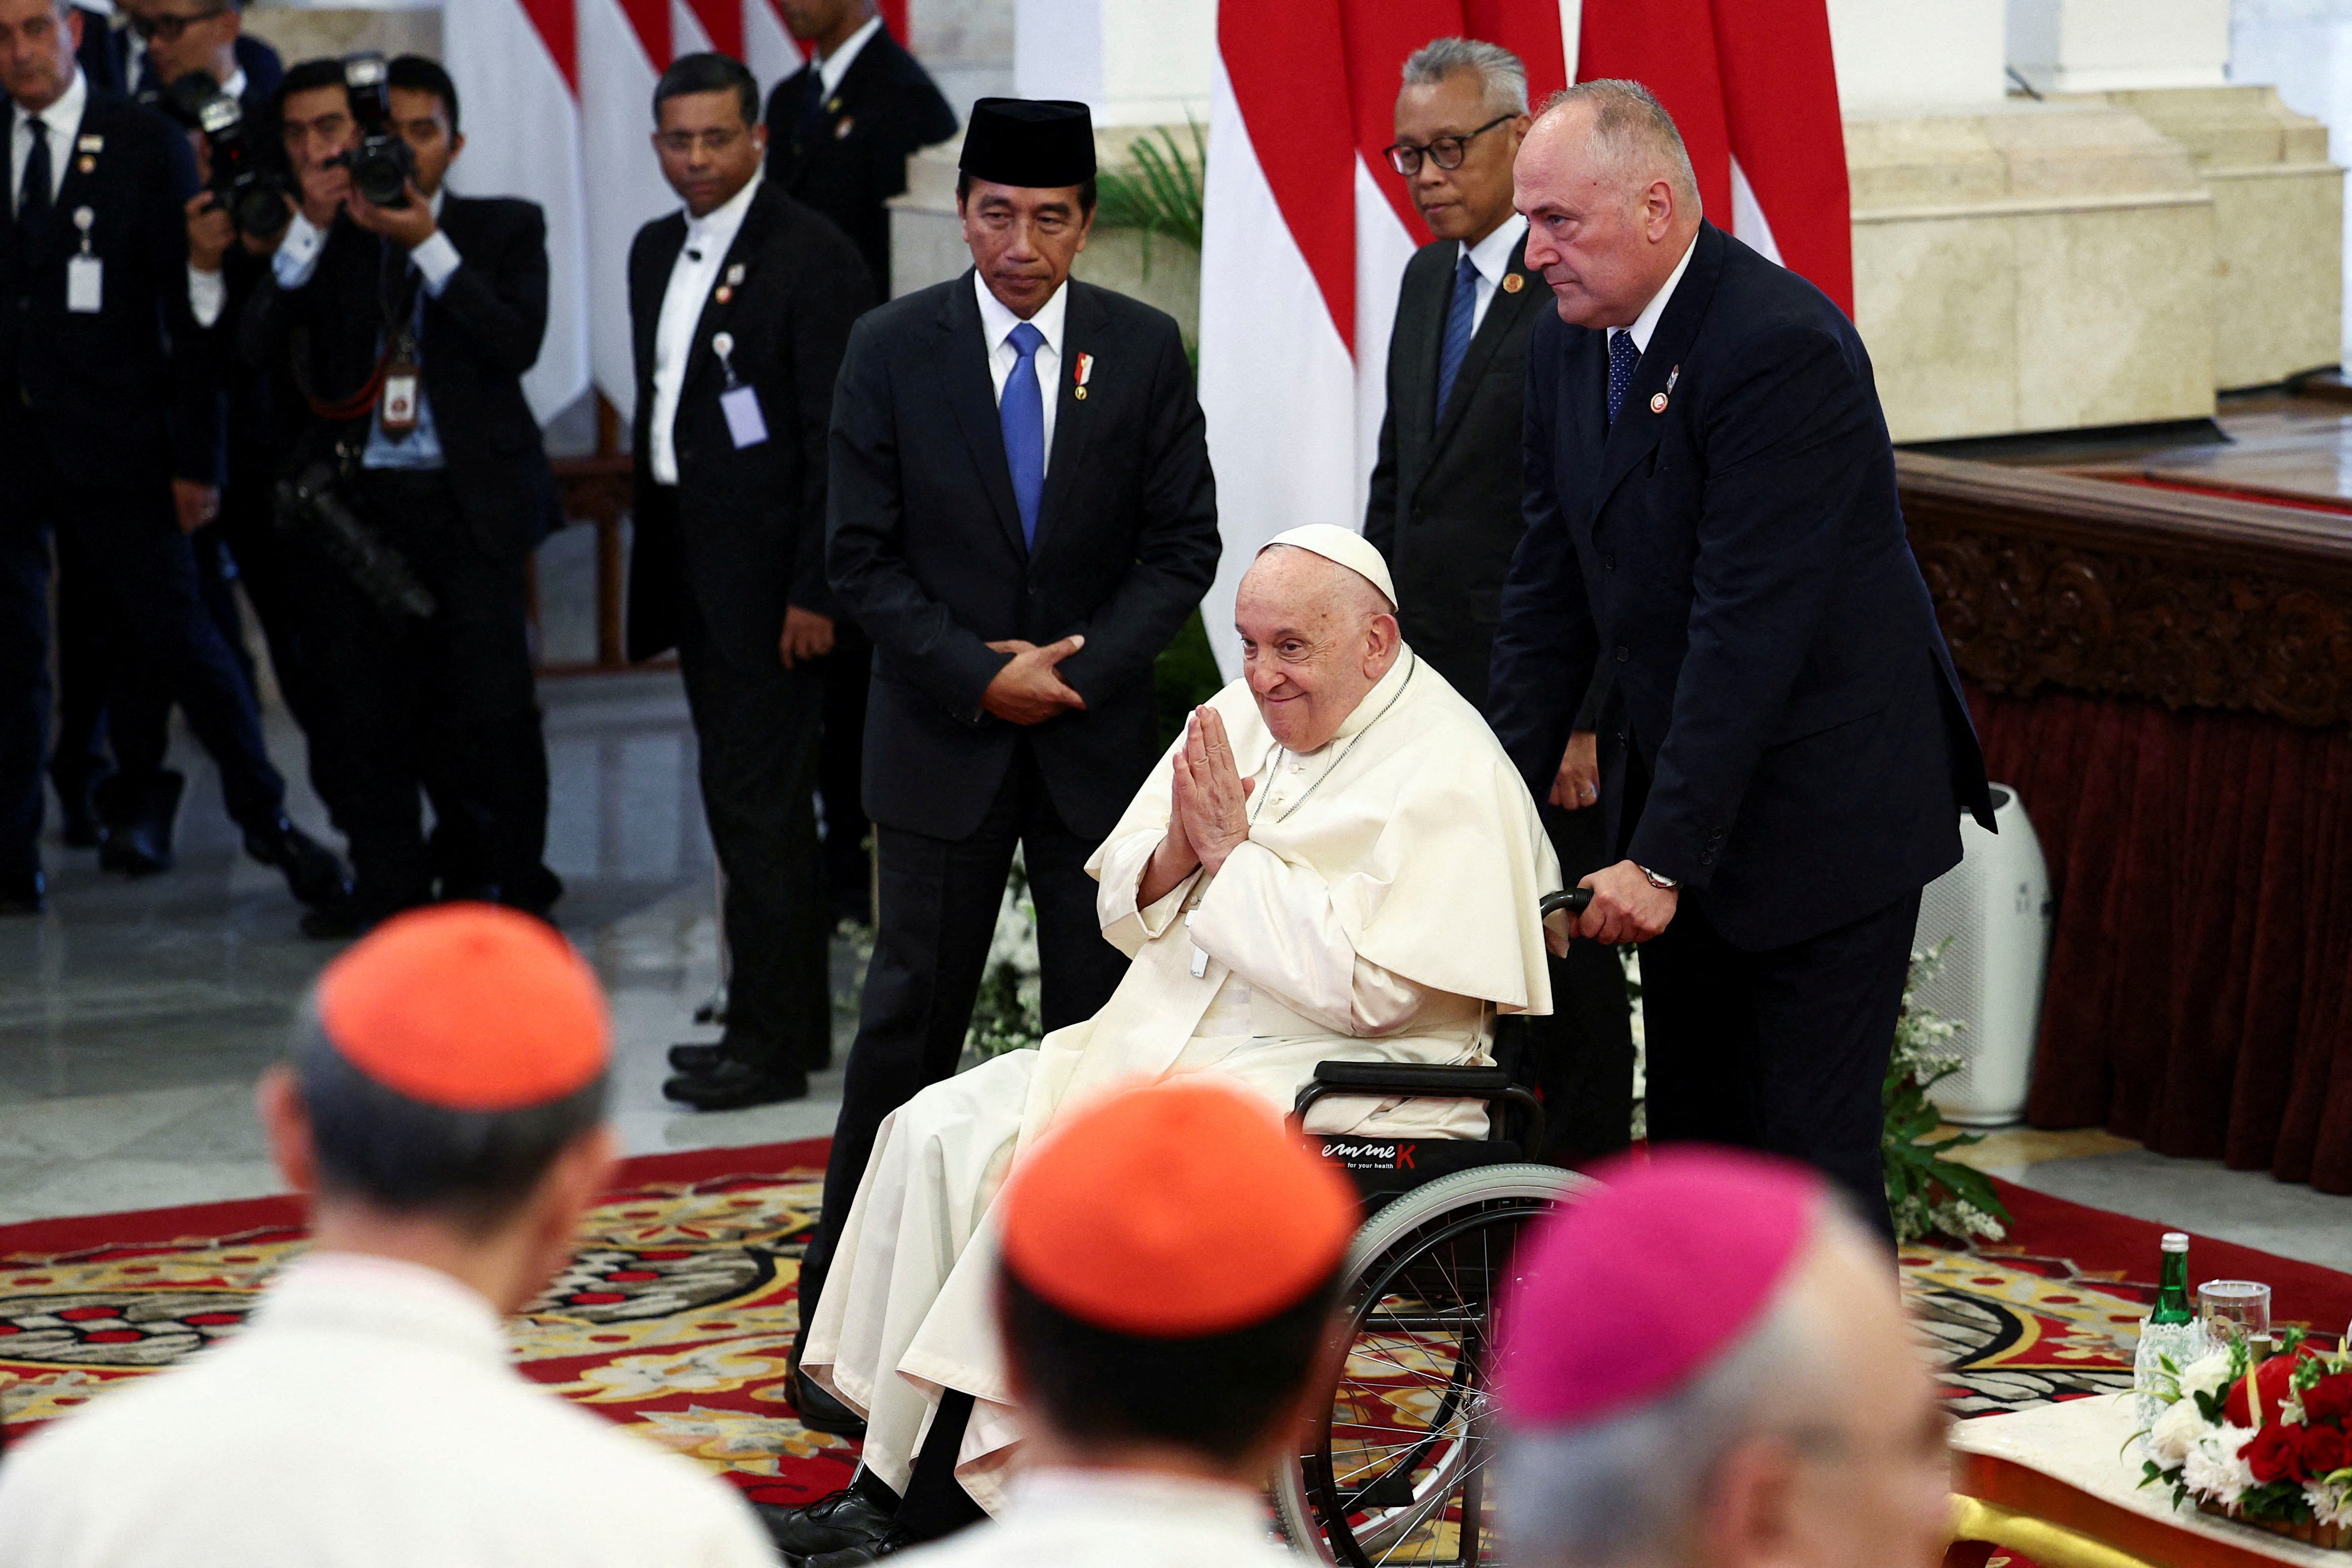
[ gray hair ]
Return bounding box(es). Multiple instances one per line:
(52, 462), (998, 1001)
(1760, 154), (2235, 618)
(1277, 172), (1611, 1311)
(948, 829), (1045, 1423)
(1537, 79), (1701, 215)
(1497, 1203), (1868, 1568)
(1401, 37), (1529, 118)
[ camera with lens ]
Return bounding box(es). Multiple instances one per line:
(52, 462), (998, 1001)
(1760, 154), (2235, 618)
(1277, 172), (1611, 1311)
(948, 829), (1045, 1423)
(326, 53), (415, 209)
(163, 72), (292, 239)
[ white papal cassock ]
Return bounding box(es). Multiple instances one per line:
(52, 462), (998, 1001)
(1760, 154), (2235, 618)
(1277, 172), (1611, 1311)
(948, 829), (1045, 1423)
(0, 1252), (775, 1568)
(803, 647), (1561, 1511)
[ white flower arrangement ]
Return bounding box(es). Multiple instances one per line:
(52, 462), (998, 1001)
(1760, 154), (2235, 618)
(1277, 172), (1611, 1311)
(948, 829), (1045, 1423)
(2139, 1335), (2352, 1548)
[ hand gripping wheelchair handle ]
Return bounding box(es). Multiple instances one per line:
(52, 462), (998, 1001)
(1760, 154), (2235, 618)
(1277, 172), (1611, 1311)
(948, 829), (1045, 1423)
(1539, 886), (1595, 919)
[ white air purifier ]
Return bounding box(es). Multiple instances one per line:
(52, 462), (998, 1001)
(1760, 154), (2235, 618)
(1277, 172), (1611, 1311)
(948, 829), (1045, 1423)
(1911, 785), (2052, 1126)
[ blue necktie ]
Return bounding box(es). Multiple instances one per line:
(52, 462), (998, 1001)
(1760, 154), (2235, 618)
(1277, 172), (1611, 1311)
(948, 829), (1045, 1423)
(1002, 321), (1047, 548)
(1606, 328), (1640, 424)
(1434, 251), (1479, 420)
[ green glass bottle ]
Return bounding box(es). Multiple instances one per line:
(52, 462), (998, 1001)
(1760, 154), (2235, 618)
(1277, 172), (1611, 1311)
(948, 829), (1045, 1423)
(2152, 1231), (2195, 1326)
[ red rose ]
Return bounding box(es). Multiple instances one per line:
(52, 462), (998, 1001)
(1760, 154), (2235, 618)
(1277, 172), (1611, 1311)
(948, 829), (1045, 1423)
(2244, 1423), (2308, 1485)
(2304, 1426), (2351, 1480)
(2226, 1356), (2305, 1428)
(2308, 1374), (2352, 1426)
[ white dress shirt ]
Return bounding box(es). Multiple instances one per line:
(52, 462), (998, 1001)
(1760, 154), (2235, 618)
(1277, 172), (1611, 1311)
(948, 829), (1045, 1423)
(897, 1468), (1299, 1568)
(814, 13), (884, 96)
(1457, 210), (1527, 338)
(975, 270), (1066, 472)
(649, 170), (762, 486)
(10, 68), (86, 218)
(1613, 231), (1699, 359)
(0, 1251), (776, 1568)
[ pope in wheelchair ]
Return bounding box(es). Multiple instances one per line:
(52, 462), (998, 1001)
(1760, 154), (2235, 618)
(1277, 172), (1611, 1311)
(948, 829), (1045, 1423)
(799, 525), (1566, 1520)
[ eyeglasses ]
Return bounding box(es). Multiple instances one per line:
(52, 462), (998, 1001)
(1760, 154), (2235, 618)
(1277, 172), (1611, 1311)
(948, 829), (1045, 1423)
(1384, 115), (1515, 177)
(656, 127), (747, 157)
(131, 7), (228, 42)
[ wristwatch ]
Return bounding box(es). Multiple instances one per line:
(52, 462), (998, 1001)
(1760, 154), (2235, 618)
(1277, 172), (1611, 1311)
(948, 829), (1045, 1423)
(1638, 864), (1680, 891)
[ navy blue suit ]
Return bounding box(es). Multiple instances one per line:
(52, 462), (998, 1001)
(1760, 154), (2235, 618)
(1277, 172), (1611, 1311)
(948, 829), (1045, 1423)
(1489, 220), (1992, 1228)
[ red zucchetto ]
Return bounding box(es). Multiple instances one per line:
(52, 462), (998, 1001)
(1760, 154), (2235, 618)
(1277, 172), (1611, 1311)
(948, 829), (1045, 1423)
(315, 904), (610, 1112)
(998, 1080), (1359, 1338)
(1497, 1147), (1825, 1427)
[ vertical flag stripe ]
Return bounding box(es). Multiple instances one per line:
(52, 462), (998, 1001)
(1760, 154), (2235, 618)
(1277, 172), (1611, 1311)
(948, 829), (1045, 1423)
(1709, 0), (1851, 313)
(521, 0), (576, 91)
(618, 0), (669, 65)
(1216, 0), (1358, 350)
(682, 0), (743, 58)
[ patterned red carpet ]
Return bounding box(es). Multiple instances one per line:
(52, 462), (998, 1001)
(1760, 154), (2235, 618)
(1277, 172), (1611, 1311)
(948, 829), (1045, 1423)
(6, 1154), (2350, 1499)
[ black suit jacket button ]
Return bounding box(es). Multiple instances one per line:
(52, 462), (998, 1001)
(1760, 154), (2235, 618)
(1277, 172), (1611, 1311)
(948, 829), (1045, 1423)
(1601, 552), (1616, 571)
(1699, 851), (1716, 867)
(1613, 645), (1629, 663)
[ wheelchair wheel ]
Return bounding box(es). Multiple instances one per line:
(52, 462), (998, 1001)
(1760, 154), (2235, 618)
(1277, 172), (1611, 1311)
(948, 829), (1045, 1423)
(1273, 1162), (1589, 1566)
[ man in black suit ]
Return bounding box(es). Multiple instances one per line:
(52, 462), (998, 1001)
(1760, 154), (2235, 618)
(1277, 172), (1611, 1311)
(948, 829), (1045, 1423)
(1366, 38), (1633, 1168)
(763, 0), (956, 929)
(0, 0), (337, 914)
(241, 54), (560, 936)
(85, 0), (279, 107)
(1489, 81), (1995, 1235)
(777, 99), (1218, 1459)
(628, 54), (872, 1110)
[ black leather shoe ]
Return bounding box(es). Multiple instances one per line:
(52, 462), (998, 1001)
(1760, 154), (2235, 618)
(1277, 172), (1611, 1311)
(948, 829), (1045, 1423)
(662, 1059), (809, 1111)
(667, 1041), (733, 1074)
(0, 869), (44, 914)
(788, 1366), (868, 1438)
(754, 1489), (896, 1559)
(96, 770), (183, 876)
(804, 1526), (917, 1567)
(245, 817), (352, 910)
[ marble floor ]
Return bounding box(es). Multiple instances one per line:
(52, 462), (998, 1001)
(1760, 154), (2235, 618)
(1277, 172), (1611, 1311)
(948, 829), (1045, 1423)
(0, 669), (859, 1226)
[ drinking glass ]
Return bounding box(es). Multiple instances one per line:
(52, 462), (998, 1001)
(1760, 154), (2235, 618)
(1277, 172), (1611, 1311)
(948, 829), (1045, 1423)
(2199, 1281), (2273, 1349)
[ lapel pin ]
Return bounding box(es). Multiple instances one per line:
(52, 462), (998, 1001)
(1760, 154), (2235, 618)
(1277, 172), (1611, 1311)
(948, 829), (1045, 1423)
(714, 284), (732, 304)
(1665, 364), (1680, 394)
(76, 133), (102, 152)
(1501, 272), (1524, 294)
(826, 95), (843, 113)
(712, 331), (734, 360)
(835, 116), (855, 139)
(1073, 351), (1094, 401)
(726, 262), (746, 286)
(75, 155), (94, 174)
(1649, 391), (1668, 414)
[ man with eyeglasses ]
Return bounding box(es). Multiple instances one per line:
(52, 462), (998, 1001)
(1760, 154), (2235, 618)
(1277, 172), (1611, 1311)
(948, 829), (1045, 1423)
(626, 52), (872, 1112)
(0, 0), (339, 917)
(1495, 1147), (1953, 1568)
(68, 0), (279, 105)
(240, 54), (561, 937)
(1367, 37), (1632, 1170)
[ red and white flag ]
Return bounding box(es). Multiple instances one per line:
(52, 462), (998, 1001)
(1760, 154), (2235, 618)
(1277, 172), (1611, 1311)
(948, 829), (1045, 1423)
(444, 0), (591, 423)
(1197, 0), (1848, 671)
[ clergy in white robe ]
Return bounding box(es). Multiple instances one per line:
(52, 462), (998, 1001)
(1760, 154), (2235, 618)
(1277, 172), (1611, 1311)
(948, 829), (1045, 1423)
(801, 526), (1564, 1515)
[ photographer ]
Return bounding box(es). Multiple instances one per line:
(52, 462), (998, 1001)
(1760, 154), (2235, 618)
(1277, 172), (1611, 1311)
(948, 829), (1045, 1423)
(0, 0), (339, 915)
(240, 54), (560, 937)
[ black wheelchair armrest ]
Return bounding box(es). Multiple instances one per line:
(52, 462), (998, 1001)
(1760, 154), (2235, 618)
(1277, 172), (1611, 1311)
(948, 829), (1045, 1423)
(1293, 1060), (1544, 1150)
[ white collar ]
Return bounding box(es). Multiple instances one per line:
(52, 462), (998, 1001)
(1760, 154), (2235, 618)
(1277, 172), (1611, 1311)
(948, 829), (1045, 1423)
(221, 65), (248, 101)
(815, 13), (884, 97)
(1458, 211), (1527, 285)
(16, 67), (87, 136)
(1619, 231), (1698, 356)
(1008, 1466), (1274, 1534)
(684, 168), (762, 250)
(253, 1251), (509, 1368)
(975, 268), (1068, 356)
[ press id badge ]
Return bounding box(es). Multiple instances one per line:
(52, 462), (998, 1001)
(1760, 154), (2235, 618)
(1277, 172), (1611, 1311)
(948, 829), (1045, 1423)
(381, 338), (420, 434)
(66, 255), (102, 314)
(720, 385), (768, 449)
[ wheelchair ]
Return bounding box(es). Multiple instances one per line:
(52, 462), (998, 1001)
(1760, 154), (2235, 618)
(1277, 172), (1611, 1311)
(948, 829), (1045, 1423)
(1272, 889), (1600, 1566)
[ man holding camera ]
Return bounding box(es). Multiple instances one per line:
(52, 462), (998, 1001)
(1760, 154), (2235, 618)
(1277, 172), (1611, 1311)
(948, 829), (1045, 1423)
(241, 54), (559, 936)
(1, 0), (335, 914)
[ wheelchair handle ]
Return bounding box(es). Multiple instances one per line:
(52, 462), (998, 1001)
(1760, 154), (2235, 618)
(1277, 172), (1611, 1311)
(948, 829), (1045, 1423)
(1540, 887), (1595, 919)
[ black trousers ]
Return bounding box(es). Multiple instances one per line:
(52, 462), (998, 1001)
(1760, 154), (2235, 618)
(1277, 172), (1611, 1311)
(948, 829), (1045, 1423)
(1639, 886), (1919, 1240)
(676, 599), (833, 1074)
(316, 467), (546, 917)
(0, 504), (48, 880)
(1509, 802), (1636, 1166)
(105, 466), (355, 834)
(8, 442), (287, 845)
(817, 621), (873, 922)
(798, 743), (1128, 1328)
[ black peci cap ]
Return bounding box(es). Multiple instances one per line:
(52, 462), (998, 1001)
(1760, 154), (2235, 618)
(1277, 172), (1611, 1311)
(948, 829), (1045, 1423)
(959, 97), (1097, 189)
